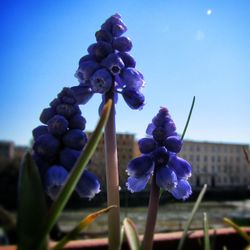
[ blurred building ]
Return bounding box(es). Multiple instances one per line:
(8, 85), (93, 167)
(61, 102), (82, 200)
(87, 132), (136, 190)
(14, 145), (28, 161)
(0, 141), (15, 164)
(0, 141), (28, 171)
(178, 141), (250, 189)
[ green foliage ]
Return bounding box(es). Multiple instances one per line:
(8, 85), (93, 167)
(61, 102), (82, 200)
(224, 217), (250, 244)
(123, 218), (140, 250)
(52, 206), (116, 250)
(203, 212), (211, 250)
(181, 96), (195, 140)
(17, 152), (48, 250)
(177, 184), (207, 250)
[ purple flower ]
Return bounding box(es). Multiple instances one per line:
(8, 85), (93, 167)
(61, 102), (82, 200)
(126, 107), (192, 200)
(121, 87), (145, 110)
(32, 87), (100, 200)
(76, 170), (101, 199)
(71, 13), (145, 110)
(45, 165), (68, 200)
(90, 68), (113, 94)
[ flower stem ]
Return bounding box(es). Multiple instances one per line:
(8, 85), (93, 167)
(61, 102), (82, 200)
(142, 174), (160, 250)
(104, 92), (120, 250)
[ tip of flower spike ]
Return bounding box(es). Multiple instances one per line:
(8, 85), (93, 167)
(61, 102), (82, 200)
(159, 107), (170, 115)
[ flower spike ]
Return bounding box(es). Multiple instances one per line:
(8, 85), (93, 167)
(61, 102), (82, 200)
(71, 13), (145, 110)
(127, 107), (192, 200)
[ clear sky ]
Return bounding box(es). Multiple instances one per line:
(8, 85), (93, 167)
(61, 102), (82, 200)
(0, 0), (250, 146)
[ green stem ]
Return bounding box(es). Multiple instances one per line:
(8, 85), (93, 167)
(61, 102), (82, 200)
(104, 92), (120, 250)
(142, 174), (160, 250)
(181, 96), (195, 140)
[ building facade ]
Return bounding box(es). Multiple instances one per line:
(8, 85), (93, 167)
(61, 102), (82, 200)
(178, 140), (250, 189)
(87, 132), (136, 190)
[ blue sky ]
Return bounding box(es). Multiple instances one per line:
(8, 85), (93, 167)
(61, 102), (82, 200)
(0, 1), (249, 146)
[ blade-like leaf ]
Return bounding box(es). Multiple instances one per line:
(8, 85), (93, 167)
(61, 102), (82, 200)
(224, 217), (250, 243)
(52, 205), (116, 250)
(123, 218), (140, 250)
(177, 184), (207, 250)
(17, 152), (48, 250)
(36, 99), (112, 249)
(203, 213), (211, 250)
(181, 96), (195, 140)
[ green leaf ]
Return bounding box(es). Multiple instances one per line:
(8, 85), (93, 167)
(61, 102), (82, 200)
(177, 184), (207, 250)
(181, 96), (195, 140)
(224, 217), (250, 243)
(52, 205), (116, 250)
(203, 213), (211, 250)
(36, 99), (112, 250)
(17, 152), (48, 250)
(123, 218), (140, 250)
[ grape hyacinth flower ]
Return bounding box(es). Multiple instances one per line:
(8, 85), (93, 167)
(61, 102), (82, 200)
(32, 87), (100, 200)
(127, 107), (192, 200)
(71, 13), (145, 110)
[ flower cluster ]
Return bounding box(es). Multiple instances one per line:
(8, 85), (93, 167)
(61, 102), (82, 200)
(71, 13), (145, 110)
(32, 87), (100, 200)
(126, 107), (192, 200)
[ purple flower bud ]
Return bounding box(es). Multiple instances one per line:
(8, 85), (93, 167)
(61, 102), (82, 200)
(63, 129), (87, 150)
(75, 61), (101, 82)
(122, 88), (145, 110)
(32, 125), (48, 141)
(40, 107), (55, 124)
(152, 108), (170, 127)
(156, 166), (177, 191)
(50, 98), (61, 108)
(101, 14), (127, 37)
(120, 68), (145, 90)
(146, 123), (156, 136)
(164, 120), (177, 137)
(127, 155), (154, 178)
(152, 127), (167, 144)
(56, 103), (77, 118)
(165, 135), (183, 153)
(79, 54), (95, 65)
(60, 147), (81, 170)
(118, 52), (136, 67)
(76, 170), (101, 199)
(95, 29), (113, 43)
(138, 138), (157, 154)
(87, 42), (113, 61)
(45, 165), (68, 200)
(47, 115), (69, 136)
(113, 37), (132, 52)
(33, 134), (60, 159)
(101, 53), (125, 75)
(69, 114), (86, 130)
(70, 86), (93, 105)
(171, 179), (192, 200)
(90, 68), (113, 94)
(57, 88), (77, 105)
(151, 147), (169, 167)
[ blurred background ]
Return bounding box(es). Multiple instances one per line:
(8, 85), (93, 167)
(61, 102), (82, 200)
(0, 0), (250, 243)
